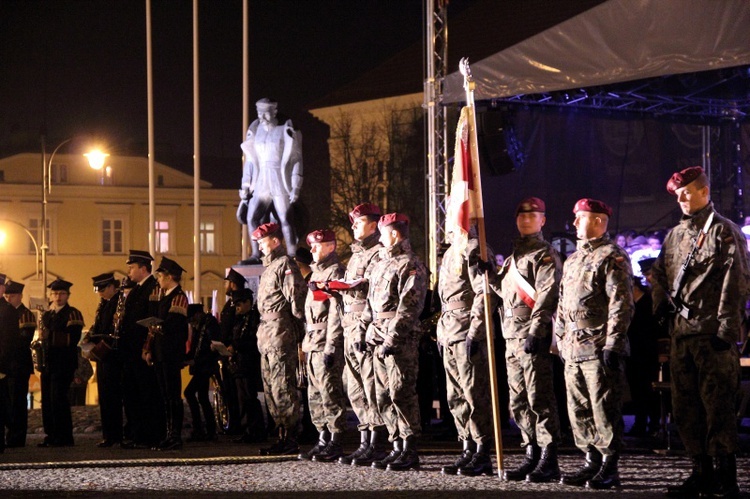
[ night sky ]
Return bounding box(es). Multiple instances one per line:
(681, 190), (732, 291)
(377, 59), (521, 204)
(0, 0), (435, 165)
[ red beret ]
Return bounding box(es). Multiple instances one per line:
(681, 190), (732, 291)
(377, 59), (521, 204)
(306, 229), (336, 245)
(666, 166), (707, 195)
(378, 212), (409, 230)
(516, 197), (546, 216)
(573, 198), (612, 217)
(348, 203), (382, 223)
(251, 222), (281, 241)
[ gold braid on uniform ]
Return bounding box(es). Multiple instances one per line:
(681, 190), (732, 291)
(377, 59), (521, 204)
(19, 309), (36, 329)
(67, 309), (85, 328)
(169, 294), (189, 316)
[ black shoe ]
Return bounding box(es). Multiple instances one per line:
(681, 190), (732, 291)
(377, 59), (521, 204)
(313, 433), (344, 463)
(503, 444), (540, 481)
(265, 438), (299, 456)
(526, 445), (560, 483)
(387, 448), (420, 471)
(458, 450), (493, 476)
(339, 431), (370, 465)
(442, 443), (475, 475)
(560, 449), (602, 487)
(372, 440), (403, 470)
(666, 454), (713, 497)
(586, 454), (620, 490)
(96, 439), (119, 448)
(155, 437), (183, 451)
(299, 431), (329, 461)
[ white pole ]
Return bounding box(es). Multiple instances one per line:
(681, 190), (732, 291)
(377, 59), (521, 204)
(193, 0), (201, 301)
(146, 0), (156, 258)
(241, 0), (250, 261)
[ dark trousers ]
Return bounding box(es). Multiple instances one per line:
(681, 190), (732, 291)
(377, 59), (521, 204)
(0, 378), (8, 451)
(221, 362), (241, 434)
(96, 355), (124, 442)
(184, 370), (216, 436)
(40, 367), (75, 445)
(155, 361), (184, 439)
(6, 372), (30, 446)
(122, 357), (164, 445)
(235, 376), (265, 435)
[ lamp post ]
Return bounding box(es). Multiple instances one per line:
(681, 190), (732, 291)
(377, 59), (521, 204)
(40, 136), (108, 289)
(0, 219), (40, 279)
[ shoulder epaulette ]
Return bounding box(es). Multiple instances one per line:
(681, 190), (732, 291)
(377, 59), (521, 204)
(169, 293), (189, 316)
(19, 309), (36, 329)
(67, 308), (85, 328)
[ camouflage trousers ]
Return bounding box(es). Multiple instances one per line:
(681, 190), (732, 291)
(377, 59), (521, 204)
(670, 335), (740, 456)
(505, 338), (561, 448)
(374, 343), (421, 441)
(563, 357), (625, 456)
(442, 339), (493, 445)
(306, 350), (347, 434)
(344, 334), (383, 431)
(260, 346), (300, 434)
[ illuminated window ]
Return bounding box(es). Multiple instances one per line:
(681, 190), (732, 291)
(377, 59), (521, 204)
(155, 220), (170, 253)
(102, 219), (124, 254)
(200, 221), (216, 254)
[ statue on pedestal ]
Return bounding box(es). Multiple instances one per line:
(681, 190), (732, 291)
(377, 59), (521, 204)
(238, 98), (303, 262)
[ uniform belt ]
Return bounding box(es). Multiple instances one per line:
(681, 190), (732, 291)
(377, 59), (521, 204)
(344, 303), (366, 313)
(374, 311), (396, 320)
(261, 312), (282, 321)
(306, 322), (327, 332)
(444, 300), (469, 311)
(504, 307), (531, 319)
(566, 317), (605, 331)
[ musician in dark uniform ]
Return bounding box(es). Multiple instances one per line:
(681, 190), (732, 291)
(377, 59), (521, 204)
(0, 274), (18, 453)
(219, 268), (246, 435)
(120, 250), (164, 449)
(3, 280), (35, 448)
(38, 279), (84, 447)
(185, 303), (221, 441)
(143, 257), (189, 451)
(85, 273), (124, 447)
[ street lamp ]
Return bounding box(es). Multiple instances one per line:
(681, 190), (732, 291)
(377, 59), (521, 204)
(0, 219), (41, 279)
(40, 136), (108, 289)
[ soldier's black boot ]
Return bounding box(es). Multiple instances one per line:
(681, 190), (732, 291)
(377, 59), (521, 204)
(339, 430), (369, 465)
(352, 427), (387, 466)
(275, 428), (300, 455)
(586, 453), (620, 489)
(666, 453), (713, 497)
(458, 443), (493, 476)
(372, 439), (402, 470)
(503, 443), (540, 481)
(441, 439), (475, 475)
(260, 427), (286, 456)
(526, 444), (561, 483)
(560, 448), (602, 486)
(708, 454), (739, 498)
(298, 430), (329, 461)
(387, 435), (420, 471)
(313, 431), (344, 462)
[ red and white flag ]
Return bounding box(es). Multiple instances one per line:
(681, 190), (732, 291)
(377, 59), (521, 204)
(447, 105), (484, 254)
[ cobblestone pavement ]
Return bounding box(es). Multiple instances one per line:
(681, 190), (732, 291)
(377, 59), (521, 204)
(1, 407), (748, 498)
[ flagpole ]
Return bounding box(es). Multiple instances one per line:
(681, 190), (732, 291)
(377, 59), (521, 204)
(459, 58), (504, 477)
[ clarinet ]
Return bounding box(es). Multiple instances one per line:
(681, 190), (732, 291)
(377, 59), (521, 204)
(111, 281), (127, 350)
(30, 306), (48, 373)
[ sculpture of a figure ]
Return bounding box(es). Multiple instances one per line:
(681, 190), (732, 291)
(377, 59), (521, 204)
(239, 98), (303, 261)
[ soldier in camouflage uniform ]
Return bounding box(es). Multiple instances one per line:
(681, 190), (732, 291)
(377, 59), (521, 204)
(555, 199), (633, 490)
(436, 227), (495, 477)
(297, 229), (348, 462)
(336, 203), (386, 466)
(491, 197), (563, 483)
(651, 166), (749, 498)
(359, 212), (428, 471)
(252, 222), (307, 456)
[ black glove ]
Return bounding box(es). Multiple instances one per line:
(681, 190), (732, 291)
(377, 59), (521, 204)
(523, 335), (542, 354)
(476, 258), (495, 274)
(603, 349), (621, 370)
(709, 335), (732, 352)
(377, 344), (396, 359)
(323, 353), (335, 369)
(466, 338), (480, 358)
(354, 339), (368, 353)
(307, 281), (319, 292)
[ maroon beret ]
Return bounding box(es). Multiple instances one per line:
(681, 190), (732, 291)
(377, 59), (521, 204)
(378, 212), (409, 230)
(349, 203), (382, 223)
(516, 197), (546, 216)
(573, 198), (612, 217)
(251, 222), (281, 241)
(666, 166), (707, 195)
(306, 229), (336, 245)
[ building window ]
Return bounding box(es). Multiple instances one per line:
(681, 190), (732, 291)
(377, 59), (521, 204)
(157, 175), (164, 187)
(51, 163), (68, 184)
(102, 219), (124, 254)
(155, 220), (170, 253)
(200, 221), (216, 254)
(28, 218), (51, 254)
(0, 170), (5, 182)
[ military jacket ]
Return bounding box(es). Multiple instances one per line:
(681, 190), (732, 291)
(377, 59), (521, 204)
(153, 285), (189, 364)
(15, 303), (36, 375)
(256, 245), (306, 353)
(303, 252), (345, 354)
(220, 297), (237, 345)
(652, 203), (750, 343)
(340, 231), (382, 337)
(89, 292), (120, 344)
(0, 297), (20, 374)
(360, 239), (428, 349)
(188, 313), (221, 376)
(555, 234), (633, 362)
(121, 275), (159, 358)
(437, 238), (494, 345)
(42, 304), (85, 370)
(495, 232), (561, 340)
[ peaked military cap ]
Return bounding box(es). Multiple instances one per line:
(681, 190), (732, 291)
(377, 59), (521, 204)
(48, 279), (73, 292)
(92, 272), (117, 291)
(666, 166), (707, 195)
(349, 203), (382, 223)
(232, 288), (254, 304)
(516, 197), (546, 216)
(251, 222), (281, 241)
(306, 229), (336, 246)
(4, 281), (24, 294)
(573, 198), (612, 217)
(378, 212), (410, 230)
(156, 257), (187, 278)
(224, 268), (246, 289)
(126, 249), (154, 265)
